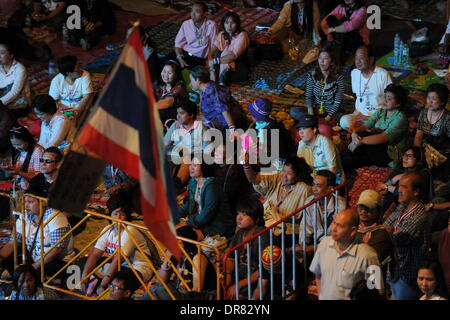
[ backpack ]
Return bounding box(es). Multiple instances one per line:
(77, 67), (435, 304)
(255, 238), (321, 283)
(137, 229), (163, 269)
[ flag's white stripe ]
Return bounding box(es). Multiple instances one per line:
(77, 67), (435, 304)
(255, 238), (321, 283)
(139, 161), (156, 206)
(90, 107), (140, 155)
(122, 44), (149, 96)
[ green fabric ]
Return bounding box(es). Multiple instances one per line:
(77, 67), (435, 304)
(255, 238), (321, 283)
(376, 51), (446, 92)
(181, 69), (192, 92)
(180, 177), (234, 237)
(364, 109), (408, 166)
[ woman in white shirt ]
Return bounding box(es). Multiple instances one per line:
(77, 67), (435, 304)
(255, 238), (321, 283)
(32, 94), (72, 149)
(417, 259), (448, 300)
(0, 41), (30, 119)
(49, 55), (93, 114)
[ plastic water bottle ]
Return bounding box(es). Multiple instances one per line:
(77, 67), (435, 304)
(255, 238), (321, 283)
(62, 23), (68, 48)
(402, 43), (408, 65)
(48, 59), (56, 76)
(399, 41), (404, 65)
(404, 43), (410, 65)
(394, 33), (400, 64)
(393, 46), (398, 65)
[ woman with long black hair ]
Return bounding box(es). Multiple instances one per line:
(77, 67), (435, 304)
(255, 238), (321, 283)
(305, 46), (345, 137)
(208, 11), (250, 85)
(8, 125), (44, 186)
(9, 264), (59, 300)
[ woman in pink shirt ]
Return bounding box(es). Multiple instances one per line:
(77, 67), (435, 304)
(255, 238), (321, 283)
(321, 0), (368, 62)
(8, 125), (44, 188)
(208, 11), (250, 85)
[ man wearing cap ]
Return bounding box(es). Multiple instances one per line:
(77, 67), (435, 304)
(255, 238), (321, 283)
(246, 98), (295, 163)
(296, 114), (345, 184)
(309, 208), (381, 300)
(383, 172), (429, 300)
(356, 189), (393, 266)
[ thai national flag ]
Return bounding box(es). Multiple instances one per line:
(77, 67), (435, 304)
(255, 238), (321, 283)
(77, 28), (181, 261)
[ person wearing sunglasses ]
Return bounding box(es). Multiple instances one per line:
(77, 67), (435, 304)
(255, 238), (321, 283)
(7, 126), (44, 189)
(28, 147), (63, 196)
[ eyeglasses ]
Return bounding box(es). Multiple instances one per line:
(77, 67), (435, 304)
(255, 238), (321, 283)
(402, 153), (415, 160)
(39, 158), (58, 164)
(109, 283), (126, 291)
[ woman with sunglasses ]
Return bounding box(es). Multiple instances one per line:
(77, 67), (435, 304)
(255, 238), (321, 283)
(7, 126), (44, 187)
(376, 146), (431, 214)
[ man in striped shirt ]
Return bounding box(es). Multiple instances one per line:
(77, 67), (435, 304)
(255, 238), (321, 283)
(384, 171), (430, 300)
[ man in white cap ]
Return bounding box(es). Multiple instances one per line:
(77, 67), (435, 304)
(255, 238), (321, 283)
(356, 189), (393, 266)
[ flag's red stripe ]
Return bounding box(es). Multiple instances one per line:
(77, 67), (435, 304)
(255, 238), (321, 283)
(78, 124), (140, 180)
(141, 200), (181, 261)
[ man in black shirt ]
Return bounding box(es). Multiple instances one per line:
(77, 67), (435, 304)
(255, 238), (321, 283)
(28, 146), (63, 195)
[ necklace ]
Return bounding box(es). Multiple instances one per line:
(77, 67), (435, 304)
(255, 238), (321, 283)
(427, 108), (444, 125)
(318, 79), (327, 115)
(193, 20), (206, 42)
(359, 70), (374, 103)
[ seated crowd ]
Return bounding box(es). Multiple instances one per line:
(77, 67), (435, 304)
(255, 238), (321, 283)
(0, 0), (449, 301)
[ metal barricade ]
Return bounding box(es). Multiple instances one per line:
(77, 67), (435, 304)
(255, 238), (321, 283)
(222, 183), (345, 300)
(0, 191), (224, 300)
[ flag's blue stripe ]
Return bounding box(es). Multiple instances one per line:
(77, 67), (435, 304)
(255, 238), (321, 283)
(99, 64), (147, 131)
(98, 63), (156, 176)
(99, 55), (179, 221)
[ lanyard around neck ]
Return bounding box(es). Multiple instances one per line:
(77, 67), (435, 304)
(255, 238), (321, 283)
(359, 70), (375, 103)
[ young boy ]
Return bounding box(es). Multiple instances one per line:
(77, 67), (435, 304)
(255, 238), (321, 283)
(225, 197), (271, 300)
